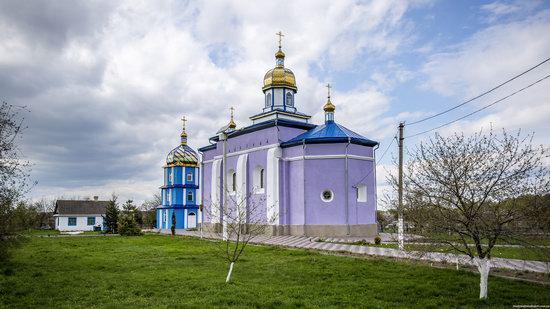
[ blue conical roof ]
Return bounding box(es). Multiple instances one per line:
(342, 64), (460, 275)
(281, 122), (378, 147)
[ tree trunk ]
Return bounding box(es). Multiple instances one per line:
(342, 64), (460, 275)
(474, 257), (490, 299)
(225, 262), (234, 283)
(397, 215), (404, 250)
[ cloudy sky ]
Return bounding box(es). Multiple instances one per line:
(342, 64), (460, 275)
(1, 0), (549, 205)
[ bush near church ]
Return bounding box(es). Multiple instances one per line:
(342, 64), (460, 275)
(117, 213), (142, 236)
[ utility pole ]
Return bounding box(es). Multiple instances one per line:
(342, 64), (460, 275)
(398, 122), (404, 251)
(222, 131), (228, 241)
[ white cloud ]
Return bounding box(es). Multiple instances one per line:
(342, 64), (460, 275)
(480, 1), (541, 23)
(420, 9), (550, 145)
(0, 0), (419, 204)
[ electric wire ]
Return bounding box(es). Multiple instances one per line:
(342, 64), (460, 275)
(354, 134), (397, 186)
(407, 56), (550, 126)
(405, 73), (550, 139)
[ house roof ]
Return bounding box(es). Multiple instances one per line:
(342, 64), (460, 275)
(54, 200), (110, 215)
(280, 121), (378, 148)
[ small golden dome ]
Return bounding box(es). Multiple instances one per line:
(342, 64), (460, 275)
(323, 98), (335, 112)
(263, 46), (297, 91)
(229, 107), (236, 129)
(275, 49), (285, 59)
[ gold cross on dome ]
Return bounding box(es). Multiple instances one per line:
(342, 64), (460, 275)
(326, 83), (332, 98)
(276, 31), (284, 48)
(230, 106), (234, 119)
(181, 115), (187, 129)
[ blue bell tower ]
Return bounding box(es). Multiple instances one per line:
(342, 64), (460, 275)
(157, 116), (200, 230)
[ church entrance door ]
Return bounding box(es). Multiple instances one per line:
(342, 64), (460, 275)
(187, 212), (197, 229)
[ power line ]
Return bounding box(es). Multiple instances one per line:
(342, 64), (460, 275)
(405, 73), (550, 139)
(354, 133), (397, 186)
(407, 56), (550, 126)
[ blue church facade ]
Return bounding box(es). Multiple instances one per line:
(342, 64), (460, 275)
(156, 118), (201, 230)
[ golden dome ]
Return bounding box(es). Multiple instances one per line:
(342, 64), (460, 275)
(323, 97), (335, 112)
(263, 67), (297, 91)
(275, 48), (285, 59)
(263, 48), (297, 91)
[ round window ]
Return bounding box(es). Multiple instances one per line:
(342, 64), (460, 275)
(321, 189), (333, 202)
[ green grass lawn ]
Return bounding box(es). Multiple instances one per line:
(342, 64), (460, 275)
(20, 229), (60, 236)
(1, 235), (549, 308)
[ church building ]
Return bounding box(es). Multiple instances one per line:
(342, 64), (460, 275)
(157, 118), (201, 230)
(198, 35), (379, 237)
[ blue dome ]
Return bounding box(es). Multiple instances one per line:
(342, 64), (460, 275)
(281, 122), (378, 148)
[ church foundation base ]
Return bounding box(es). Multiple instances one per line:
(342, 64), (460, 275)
(200, 223), (377, 237)
(200, 222), (223, 233)
(283, 224), (377, 237)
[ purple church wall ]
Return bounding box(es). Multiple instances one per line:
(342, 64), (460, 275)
(286, 159), (305, 224)
(304, 158), (348, 224)
(246, 149), (268, 222)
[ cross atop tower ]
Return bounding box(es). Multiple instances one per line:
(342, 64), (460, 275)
(180, 115), (188, 144)
(276, 31), (284, 49)
(326, 83), (332, 98)
(181, 115), (187, 130)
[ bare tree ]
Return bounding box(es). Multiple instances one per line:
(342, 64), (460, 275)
(33, 198), (56, 229)
(140, 193), (160, 229)
(0, 102), (32, 260)
(203, 189), (276, 283)
(396, 129), (549, 299)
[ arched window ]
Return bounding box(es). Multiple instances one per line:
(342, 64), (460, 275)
(265, 93), (272, 108)
(260, 169), (264, 189)
(286, 92), (293, 106)
(227, 170), (236, 193)
(253, 166), (265, 193)
(187, 191), (193, 201)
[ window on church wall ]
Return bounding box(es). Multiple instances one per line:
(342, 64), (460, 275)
(253, 166), (265, 193)
(286, 92), (293, 107)
(227, 170), (236, 193)
(265, 93), (271, 108)
(187, 191), (193, 202)
(260, 169), (264, 189)
(357, 184), (367, 202)
(167, 190), (172, 205)
(187, 172), (193, 182)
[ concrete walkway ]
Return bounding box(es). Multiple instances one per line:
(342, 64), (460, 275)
(164, 229), (550, 274)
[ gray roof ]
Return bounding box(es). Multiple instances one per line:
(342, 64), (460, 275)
(54, 200), (110, 215)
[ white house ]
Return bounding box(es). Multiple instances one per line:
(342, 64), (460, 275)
(53, 198), (109, 231)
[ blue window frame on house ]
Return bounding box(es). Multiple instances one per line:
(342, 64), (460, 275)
(68, 217), (77, 226)
(87, 217), (95, 226)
